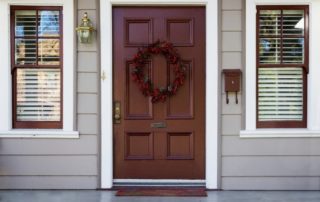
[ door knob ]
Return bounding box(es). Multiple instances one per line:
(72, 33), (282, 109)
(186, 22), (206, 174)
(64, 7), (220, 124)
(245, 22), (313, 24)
(114, 101), (121, 124)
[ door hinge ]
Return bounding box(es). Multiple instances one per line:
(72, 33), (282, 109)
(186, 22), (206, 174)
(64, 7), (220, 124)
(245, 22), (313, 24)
(101, 70), (106, 81)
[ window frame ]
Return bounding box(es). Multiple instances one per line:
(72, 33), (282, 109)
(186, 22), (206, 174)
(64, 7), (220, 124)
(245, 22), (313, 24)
(0, 0), (78, 138)
(256, 5), (309, 128)
(242, 0), (320, 137)
(11, 6), (63, 129)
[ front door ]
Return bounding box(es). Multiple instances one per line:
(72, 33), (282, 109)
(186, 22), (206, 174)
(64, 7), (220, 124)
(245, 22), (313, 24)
(113, 7), (205, 179)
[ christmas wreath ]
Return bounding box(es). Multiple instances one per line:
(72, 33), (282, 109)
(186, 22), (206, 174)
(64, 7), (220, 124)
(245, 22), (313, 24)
(131, 41), (186, 103)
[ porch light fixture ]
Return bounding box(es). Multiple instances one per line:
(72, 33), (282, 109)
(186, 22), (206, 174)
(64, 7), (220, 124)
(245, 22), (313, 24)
(76, 12), (95, 43)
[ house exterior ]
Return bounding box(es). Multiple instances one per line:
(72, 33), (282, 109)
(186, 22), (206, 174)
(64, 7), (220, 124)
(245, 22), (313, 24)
(0, 0), (319, 190)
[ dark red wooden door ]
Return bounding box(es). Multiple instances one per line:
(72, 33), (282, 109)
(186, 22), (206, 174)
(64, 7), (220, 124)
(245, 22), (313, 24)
(113, 7), (205, 179)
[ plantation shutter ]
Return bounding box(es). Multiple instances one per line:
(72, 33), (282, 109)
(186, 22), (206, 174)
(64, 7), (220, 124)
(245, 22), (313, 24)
(257, 6), (308, 128)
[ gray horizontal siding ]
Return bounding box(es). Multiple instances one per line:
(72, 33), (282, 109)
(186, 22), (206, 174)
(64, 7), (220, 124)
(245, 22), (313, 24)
(77, 52), (98, 72)
(222, 11), (242, 31)
(0, 135), (97, 155)
(0, 156), (97, 176)
(78, 115), (99, 135)
(222, 136), (320, 156)
(222, 52), (242, 69)
(222, 177), (320, 190)
(222, 0), (242, 10)
(223, 156), (320, 177)
(78, 73), (98, 93)
(78, 94), (98, 114)
(221, 115), (242, 135)
(78, 0), (96, 10)
(222, 32), (242, 52)
(0, 176), (97, 189)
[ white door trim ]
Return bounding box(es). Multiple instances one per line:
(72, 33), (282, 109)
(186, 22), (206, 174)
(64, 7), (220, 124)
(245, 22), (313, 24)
(100, 0), (219, 189)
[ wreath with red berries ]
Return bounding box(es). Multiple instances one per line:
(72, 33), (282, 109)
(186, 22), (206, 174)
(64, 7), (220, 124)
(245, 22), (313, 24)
(131, 41), (186, 103)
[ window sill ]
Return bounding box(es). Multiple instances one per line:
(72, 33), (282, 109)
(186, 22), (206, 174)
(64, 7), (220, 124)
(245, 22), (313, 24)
(240, 129), (320, 138)
(0, 130), (79, 139)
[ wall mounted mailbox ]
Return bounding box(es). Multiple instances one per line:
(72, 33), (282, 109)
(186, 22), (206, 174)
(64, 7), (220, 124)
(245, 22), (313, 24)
(222, 69), (241, 104)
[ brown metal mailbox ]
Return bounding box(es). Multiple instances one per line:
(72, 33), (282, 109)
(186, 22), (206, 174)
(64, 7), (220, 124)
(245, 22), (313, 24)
(222, 69), (241, 104)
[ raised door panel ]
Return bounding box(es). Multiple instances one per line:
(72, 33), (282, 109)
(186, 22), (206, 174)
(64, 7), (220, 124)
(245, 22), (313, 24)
(167, 132), (194, 160)
(166, 19), (194, 46)
(125, 60), (153, 119)
(167, 60), (194, 119)
(125, 132), (154, 160)
(125, 19), (153, 46)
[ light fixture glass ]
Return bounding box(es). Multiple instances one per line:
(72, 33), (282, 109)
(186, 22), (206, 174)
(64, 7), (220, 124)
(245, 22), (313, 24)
(76, 12), (95, 43)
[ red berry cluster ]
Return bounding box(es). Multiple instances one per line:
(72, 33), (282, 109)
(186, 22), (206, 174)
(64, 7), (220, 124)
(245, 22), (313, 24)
(131, 41), (186, 103)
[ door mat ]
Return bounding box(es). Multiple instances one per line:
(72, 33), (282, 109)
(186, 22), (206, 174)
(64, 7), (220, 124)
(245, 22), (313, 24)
(115, 188), (207, 197)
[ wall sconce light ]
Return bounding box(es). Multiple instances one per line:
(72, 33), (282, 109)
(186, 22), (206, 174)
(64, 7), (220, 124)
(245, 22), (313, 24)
(76, 12), (95, 43)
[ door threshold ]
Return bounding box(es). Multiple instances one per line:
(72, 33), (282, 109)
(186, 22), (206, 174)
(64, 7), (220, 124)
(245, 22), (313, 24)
(113, 179), (205, 187)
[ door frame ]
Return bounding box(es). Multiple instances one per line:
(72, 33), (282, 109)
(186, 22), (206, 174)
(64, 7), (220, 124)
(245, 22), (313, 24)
(100, 0), (219, 189)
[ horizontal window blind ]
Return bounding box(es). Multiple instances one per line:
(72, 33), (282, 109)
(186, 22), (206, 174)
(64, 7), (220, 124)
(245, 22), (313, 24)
(16, 69), (60, 121)
(258, 67), (303, 121)
(257, 6), (308, 127)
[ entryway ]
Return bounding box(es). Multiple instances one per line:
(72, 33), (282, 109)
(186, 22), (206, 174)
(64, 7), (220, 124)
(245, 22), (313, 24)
(101, 0), (218, 189)
(112, 7), (205, 179)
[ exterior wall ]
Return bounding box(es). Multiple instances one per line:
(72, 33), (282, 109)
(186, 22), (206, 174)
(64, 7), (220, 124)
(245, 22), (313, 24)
(220, 0), (244, 190)
(0, 0), (100, 189)
(2, 0), (319, 190)
(76, 0), (100, 189)
(220, 0), (320, 190)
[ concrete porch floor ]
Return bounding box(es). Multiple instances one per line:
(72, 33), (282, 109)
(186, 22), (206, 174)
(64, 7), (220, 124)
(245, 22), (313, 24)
(0, 190), (320, 202)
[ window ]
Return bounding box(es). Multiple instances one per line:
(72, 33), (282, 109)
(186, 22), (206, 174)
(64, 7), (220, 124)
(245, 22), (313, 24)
(256, 6), (308, 128)
(242, 0), (320, 136)
(0, 0), (77, 137)
(11, 6), (62, 129)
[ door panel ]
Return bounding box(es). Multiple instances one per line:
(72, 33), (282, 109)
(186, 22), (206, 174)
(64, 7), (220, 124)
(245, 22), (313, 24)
(113, 7), (205, 179)
(125, 61), (153, 119)
(167, 60), (194, 119)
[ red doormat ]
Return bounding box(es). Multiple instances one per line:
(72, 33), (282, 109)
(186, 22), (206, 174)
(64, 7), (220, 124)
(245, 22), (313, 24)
(115, 187), (207, 197)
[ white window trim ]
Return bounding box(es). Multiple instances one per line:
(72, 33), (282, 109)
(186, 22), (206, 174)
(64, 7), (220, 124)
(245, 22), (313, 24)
(0, 0), (79, 138)
(241, 0), (320, 137)
(100, 0), (219, 189)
